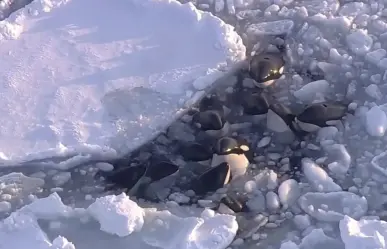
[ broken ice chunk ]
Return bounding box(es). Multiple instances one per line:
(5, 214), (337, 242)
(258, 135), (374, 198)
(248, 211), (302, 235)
(280, 241), (300, 249)
(293, 80), (330, 103)
(52, 236), (76, 249)
(365, 84), (382, 100)
(247, 20), (294, 36)
(316, 127), (339, 142)
(338, 2), (370, 18)
(323, 144), (351, 175)
(293, 214), (312, 231)
(141, 209), (238, 249)
(0, 212), (59, 249)
(142, 210), (203, 248)
(302, 158), (342, 192)
(236, 9), (262, 20)
(299, 228), (344, 249)
(371, 151), (387, 178)
(340, 216), (387, 249)
(378, 58), (387, 70)
(246, 191), (266, 212)
(226, 0), (235, 15)
(295, 0), (339, 16)
(253, 169), (278, 189)
(0, 172), (44, 200)
(20, 192), (72, 219)
(193, 213), (238, 249)
(266, 191), (281, 211)
(365, 49), (386, 65)
(52, 172), (71, 187)
(87, 193), (144, 237)
(215, 0), (225, 12)
(298, 192), (368, 222)
(364, 105), (387, 137)
(346, 29), (373, 55)
(278, 179), (301, 207)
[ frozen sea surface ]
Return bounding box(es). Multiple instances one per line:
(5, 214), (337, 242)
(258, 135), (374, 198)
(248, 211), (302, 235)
(2, 0), (387, 249)
(0, 0), (245, 164)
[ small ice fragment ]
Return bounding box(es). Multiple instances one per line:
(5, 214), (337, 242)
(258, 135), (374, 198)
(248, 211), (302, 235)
(346, 29), (373, 55)
(317, 126), (339, 142)
(244, 180), (258, 193)
(52, 172), (71, 186)
(0, 201), (11, 213)
(266, 191), (281, 211)
(246, 191), (266, 212)
(226, 0), (235, 14)
(365, 49), (386, 65)
(95, 162), (114, 172)
(257, 136), (271, 148)
(339, 2), (370, 18)
(365, 84), (382, 100)
(280, 241), (299, 249)
(365, 106), (387, 137)
(247, 20), (294, 36)
(324, 144), (351, 175)
(293, 80), (330, 102)
(299, 228), (342, 249)
(0, 173), (45, 197)
(293, 214), (311, 231)
(278, 179), (301, 206)
(378, 58), (387, 70)
(267, 170), (278, 190)
(169, 192), (190, 204)
(302, 158), (342, 192)
(215, 0), (225, 12)
(49, 221), (62, 230)
(52, 236), (76, 249)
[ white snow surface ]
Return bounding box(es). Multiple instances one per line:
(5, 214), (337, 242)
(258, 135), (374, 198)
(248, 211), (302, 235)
(340, 216), (387, 249)
(0, 0), (245, 165)
(0, 192), (238, 249)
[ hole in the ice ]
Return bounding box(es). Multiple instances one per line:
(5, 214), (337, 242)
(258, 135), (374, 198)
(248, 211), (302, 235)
(263, 57), (270, 60)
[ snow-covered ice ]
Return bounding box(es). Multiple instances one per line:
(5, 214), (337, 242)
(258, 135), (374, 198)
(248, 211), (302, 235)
(87, 193), (144, 237)
(0, 192), (238, 249)
(340, 216), (387, 249)
(0, 0), (245, 165)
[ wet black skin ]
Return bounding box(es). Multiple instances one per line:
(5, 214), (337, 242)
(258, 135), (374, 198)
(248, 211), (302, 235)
(179, 142), (213, 162)
(242, 91), (271, 115)
(104, 164), (147, 190)
(269, 102), (307, 138)
(214, 136), (246, 155)
(192, 110), (224, 131)
(296, 102), (348, 128)
(249, 53), (285, 84)
(193, 162), (231, 196)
